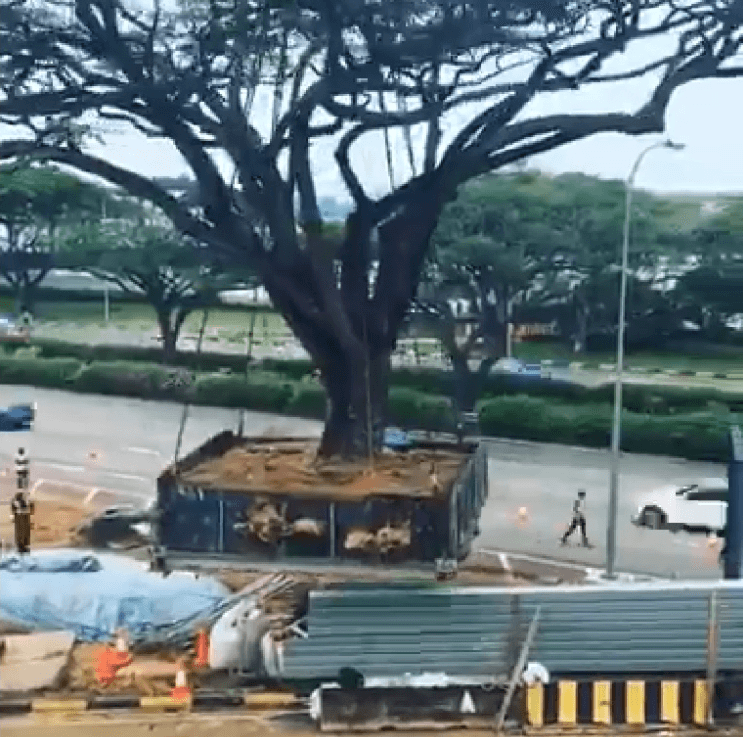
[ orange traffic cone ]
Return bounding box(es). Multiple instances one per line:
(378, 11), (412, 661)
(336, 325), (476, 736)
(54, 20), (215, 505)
(194, 628), (209, 669)
(170, 661), (191, 700)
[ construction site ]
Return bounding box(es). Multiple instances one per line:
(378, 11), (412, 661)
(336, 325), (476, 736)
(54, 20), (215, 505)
(2, 416), (743, 735)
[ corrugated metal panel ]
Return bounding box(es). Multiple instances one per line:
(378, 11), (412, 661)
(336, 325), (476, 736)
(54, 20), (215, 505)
(282, 581), (743, 680)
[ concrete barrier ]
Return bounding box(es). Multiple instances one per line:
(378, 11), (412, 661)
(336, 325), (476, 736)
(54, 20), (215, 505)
(526, 679), (709, 727)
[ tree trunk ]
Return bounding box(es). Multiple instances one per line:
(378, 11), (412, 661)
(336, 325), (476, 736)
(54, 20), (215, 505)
(318, 351), (390, 459)
(451, 354), (476, 412)
(481, 287), (510, 360)
(572, 303), (589, 354)
(256, 185), (449, 460)
(156, 310), (178, 364)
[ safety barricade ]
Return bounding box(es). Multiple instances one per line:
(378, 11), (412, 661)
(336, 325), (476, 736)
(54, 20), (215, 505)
(526, 679), (710, 728)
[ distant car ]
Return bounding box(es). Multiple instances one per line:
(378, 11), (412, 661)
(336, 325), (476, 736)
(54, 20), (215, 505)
(383, 427), (412, 450)
(0, 314), (31, 343)
(491, 358), (542, 377)
(0, 403), (35, 431)
(631, 478), (728, 533)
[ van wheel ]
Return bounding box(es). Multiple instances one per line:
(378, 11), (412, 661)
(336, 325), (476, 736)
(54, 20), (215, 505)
(641, 507), (667, 530)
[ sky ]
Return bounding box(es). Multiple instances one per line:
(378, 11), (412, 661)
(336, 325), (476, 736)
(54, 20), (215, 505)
(84, 73), (743, 204)
(5, 3), (743, 202)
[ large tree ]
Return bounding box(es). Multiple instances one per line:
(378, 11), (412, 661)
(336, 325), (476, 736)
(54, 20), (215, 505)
(2, 0), (743, 457)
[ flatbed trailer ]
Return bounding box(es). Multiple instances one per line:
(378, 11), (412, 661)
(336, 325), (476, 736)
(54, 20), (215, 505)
(155, 431), (488, 564)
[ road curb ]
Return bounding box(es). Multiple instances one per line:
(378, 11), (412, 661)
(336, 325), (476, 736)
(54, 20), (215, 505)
(0, 691), (304, 717)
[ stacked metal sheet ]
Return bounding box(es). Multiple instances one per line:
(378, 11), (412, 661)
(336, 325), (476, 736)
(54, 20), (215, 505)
(281, 580), (743, 680)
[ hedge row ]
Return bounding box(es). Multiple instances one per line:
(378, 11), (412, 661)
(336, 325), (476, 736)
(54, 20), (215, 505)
(477, 395), (733, 462)
(13, 338), (743, 416)
(1, 352), (737, 462)
(0, 354), (455, 432)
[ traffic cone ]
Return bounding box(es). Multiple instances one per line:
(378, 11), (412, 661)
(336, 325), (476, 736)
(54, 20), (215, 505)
(170, 661), (191, 700)
(194, 628), (209, 669)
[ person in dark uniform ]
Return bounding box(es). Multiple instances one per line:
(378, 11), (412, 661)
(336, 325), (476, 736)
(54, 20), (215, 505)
(10, 489), (34, 554)
(561, 489), (590, 547)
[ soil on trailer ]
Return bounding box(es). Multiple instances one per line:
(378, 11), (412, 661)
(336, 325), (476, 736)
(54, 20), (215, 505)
(177, 440), (468, 500)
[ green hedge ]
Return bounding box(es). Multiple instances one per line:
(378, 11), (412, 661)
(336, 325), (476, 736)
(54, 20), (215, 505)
(0, 350), (738, 462)
(286, 381), (327, 418)
(0, 355), (83, 388)
(71, 361), (190, 399)
(387, 387), (456, 433)
(477, 394), (731, 462)
(24, 338), (743, 414)
(480, 375), (743, 413)
(190, 371), (296, 413)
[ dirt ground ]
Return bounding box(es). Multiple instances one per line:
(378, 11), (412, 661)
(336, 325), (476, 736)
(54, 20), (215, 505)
(178, 440), (467, 500)
(0, 478), (94, 553)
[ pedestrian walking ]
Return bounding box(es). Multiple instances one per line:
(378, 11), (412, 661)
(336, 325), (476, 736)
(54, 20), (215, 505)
(10, 489), (34, 554)
(15, 446), (30, 490)
(561, 489), (591, 547)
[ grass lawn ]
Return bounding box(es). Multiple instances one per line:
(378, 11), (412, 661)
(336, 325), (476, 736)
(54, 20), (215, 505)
(3, 295), (742, 374)
(21, 299), (289, 338)
(512, 340), (743, 373)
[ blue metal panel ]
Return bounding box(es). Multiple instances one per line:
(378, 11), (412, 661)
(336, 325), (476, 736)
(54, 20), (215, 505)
(159, 488), (221, 553)
(724, 426), (743, 579)
(281, 581), (743, 680)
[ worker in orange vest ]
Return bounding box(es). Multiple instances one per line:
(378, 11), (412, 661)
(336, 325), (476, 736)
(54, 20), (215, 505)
(94, 629), (133, 686)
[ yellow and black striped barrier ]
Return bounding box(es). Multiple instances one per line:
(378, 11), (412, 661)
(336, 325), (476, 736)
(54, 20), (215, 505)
(0, 691), (303, 718)
(526, 679), (710, 727)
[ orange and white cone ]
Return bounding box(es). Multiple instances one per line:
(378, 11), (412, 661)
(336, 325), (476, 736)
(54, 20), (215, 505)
(170, 662), (191, 700)
(194, 628), (209, 669)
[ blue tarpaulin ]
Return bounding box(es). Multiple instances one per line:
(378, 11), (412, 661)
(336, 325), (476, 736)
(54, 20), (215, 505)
(0, 549), (229, 645)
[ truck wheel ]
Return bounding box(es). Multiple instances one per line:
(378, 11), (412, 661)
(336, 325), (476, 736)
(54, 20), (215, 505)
(641, 507), (666, 530)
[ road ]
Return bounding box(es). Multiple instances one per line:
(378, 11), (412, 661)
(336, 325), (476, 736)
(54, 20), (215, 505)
(0, 386), (729, 579)
(2, 712), (729, 737)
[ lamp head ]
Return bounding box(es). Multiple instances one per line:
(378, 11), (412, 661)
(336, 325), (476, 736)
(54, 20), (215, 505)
(663, 139), (685, 151)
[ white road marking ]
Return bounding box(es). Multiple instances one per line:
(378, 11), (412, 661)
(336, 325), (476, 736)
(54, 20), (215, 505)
(30, 478), (120, 497)
(84, 488), (100, 505)
(27, 478), (155, 505)
(125, 447), (161, 456)
(498, 552), (512, 574)
(479, 548), (592, 573)
(104, 471), (150, 482)
(42, 462), (86, 473)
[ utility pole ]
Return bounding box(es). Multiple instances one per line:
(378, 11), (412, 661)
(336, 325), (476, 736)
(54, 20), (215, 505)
(606, 139), (684, 579)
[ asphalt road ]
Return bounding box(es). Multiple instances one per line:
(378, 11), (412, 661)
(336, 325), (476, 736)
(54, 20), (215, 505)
(0, 386), (729, 580)
(0, 713), (729, 737)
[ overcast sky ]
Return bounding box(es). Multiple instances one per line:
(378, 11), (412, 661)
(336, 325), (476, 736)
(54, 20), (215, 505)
(5, 4), (743, 202)
(83, 73), (743, 203)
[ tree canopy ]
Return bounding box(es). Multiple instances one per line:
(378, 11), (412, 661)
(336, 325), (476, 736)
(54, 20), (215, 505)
(0, 161), (109, 310)
(61, 216), (239, 360)
(2, 0), (743, 456)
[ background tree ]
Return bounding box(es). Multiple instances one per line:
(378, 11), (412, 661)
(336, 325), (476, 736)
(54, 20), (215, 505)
(533, 173), (680, 352)
(62, 219), (236, 362)
(673, 198), (743, 338)
(2, 0), (743, 457)
(419, 172), (557, 409)
(0, 162), (107, 313)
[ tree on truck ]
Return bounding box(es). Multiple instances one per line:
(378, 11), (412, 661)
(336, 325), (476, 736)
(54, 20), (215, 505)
(2, 0), (743, 458)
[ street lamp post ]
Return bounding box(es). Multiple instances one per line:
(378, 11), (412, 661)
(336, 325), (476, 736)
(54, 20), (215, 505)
(605, 139), (684, 580)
